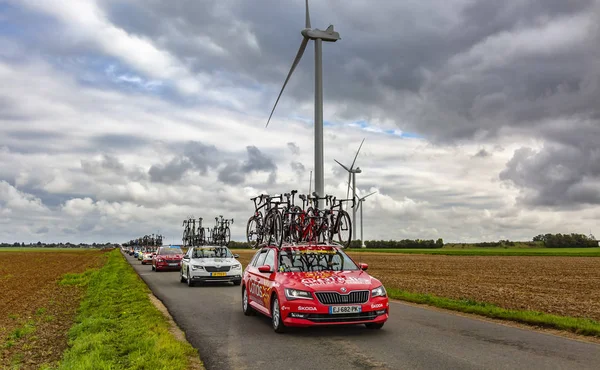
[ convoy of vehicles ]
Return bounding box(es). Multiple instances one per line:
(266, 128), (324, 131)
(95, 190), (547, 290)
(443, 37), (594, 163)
(123, 199), (389, 334)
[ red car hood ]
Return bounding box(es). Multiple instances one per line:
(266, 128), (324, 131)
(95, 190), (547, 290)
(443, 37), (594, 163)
(277, 270), (379, 292)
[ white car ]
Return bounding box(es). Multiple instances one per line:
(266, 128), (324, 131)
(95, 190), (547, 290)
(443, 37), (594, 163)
(180, 246), (242, 287)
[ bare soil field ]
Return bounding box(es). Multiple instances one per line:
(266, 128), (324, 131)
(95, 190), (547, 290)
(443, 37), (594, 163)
(233, 250), (600, 321)
(0, 250), (107, 369)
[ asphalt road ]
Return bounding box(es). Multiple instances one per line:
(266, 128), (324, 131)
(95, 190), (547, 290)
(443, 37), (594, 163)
(125, 253), (600, 370)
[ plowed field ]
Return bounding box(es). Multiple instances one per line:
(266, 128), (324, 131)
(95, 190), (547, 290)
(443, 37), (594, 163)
(233, 250), (600, 321)
(0, 250), (107, 369)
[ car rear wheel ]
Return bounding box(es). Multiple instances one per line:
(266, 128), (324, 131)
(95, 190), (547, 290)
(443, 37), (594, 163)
(271, 295), (285, 333)
(242, 286), (255, 316)
(365, 322), (384, 330)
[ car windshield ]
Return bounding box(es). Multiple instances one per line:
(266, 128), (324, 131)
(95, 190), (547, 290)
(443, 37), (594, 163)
(278, 247), (359, 272)
(193, 247), (232, 258)
(158, 248), (182, 255)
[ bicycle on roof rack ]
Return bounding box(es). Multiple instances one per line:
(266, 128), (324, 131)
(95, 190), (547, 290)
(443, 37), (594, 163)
(212, 215), (233, 246)
(246, 190), (354, 249)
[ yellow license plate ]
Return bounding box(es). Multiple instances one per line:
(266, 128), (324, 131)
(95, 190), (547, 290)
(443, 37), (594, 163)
(211, 272), (227, 277)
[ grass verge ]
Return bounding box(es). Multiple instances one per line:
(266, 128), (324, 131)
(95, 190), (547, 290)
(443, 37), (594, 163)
(55, 249), (198, 369)
(388, 288), (600, 337)
(347, 247), (600, 256)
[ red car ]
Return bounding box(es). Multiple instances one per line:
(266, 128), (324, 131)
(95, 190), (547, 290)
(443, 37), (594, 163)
(152, 246), (184, 271)
(241, 244), (389, 333)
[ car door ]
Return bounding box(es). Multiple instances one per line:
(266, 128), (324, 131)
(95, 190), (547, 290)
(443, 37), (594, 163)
(247, 248), (269, 311)
(182, 248), (192, 277)
(258, 248), (278, 311)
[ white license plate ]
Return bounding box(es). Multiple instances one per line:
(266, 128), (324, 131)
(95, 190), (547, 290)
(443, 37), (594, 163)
(168, 263), (178, 266)
(329, 305), (362, 314)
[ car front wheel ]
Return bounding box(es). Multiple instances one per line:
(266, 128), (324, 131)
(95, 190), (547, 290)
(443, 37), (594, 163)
(365, 322), (384, 330)
(187, 269), (194, 287)
(271, 295), (285, 333)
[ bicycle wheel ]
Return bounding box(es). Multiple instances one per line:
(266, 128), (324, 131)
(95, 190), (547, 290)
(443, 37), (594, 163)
(272, 212), (283, 247)
(246, 216), (261, 247)
(199, 228), (205, 245)
(289, 206), (304, 243)
(224, 227), (231, 245)
(335, 210), (352, 248)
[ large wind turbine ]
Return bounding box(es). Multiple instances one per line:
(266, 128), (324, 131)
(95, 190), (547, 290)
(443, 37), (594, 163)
(334, 138), (365, 239)
(266, 0), (341, 197)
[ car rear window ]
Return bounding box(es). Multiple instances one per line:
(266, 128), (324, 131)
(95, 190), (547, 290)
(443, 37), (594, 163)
(158, 248), (182, 255)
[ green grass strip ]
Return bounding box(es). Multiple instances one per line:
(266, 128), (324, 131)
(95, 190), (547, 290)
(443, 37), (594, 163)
(387, 288), (600, 337)
(56, 250), (198, 370)
(347, 247), (600, 256)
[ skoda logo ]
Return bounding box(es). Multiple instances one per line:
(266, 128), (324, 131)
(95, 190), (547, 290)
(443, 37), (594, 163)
(340, 287), (347, 293)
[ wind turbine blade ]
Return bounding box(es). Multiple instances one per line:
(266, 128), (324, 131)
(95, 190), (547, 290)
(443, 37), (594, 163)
(266, 37), (309, 128)
(346, 172), (351, 201)
(334, 159), (350, 172)
(363, 191), (377, 199)
(305, 0), (311, 28)
(349, 138), (365, 170)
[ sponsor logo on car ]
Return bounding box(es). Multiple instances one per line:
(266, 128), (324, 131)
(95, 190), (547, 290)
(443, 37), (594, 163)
(298, 306), (317, 311)
(371, 303), (384, 309)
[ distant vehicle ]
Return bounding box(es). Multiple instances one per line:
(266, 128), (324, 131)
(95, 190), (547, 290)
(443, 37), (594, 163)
(152, 246), (184, 271)
(141, 249), (156, 265)
(133, 248), (142, 258)
(180, 246), (242, 287)
(241, 244), (389, 333)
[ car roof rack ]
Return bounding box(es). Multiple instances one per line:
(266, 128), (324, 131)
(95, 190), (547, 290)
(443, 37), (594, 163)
(256, 241), (345, 250)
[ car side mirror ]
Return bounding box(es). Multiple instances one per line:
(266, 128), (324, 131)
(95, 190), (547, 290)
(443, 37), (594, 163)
(359, 263), (368, 271)
(233, 254), (239, 258)
(258, 265), (272, 273)
(183, 256), (189, 260)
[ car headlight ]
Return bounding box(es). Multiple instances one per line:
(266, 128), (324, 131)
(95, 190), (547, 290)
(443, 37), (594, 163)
(232, 264), (242, 270)
(284, 288), (313, 300)
(371, 285), (387, 298)
(191, 265), (204, 271)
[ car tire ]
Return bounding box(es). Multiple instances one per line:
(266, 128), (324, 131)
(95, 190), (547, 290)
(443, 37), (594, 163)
(180, 269), (185, 283)
(187, 269), (194, 287)
(365, 322), (384, 330)
(271, 295), (285, 333)
(242, 286), (255, 316)
(233, 279), (241, 286)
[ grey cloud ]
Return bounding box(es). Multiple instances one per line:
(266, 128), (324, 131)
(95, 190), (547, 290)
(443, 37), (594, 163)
(242, 146), (276, 173)
(62, 228), (77, 235)
(35, 226), (49, 234)
(217, 162), (245, 185)
(500, 143), (600, 207)
(291, 161), (305, 177)
(82, 154), (125, 175)
(183, 141), (220, 174)
(149, 157), (192, 183)
(91, 134), (150, 149)
(287, 142), (300, 155)
(474, 149), (491, 158)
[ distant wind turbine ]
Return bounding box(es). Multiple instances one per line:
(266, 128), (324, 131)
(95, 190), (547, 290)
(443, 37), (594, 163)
(335, 138), (365, 239)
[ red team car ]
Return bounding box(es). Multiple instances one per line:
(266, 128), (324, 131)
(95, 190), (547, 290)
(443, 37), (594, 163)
(152, 246), (184, 271)
(242, 243), (389, 333)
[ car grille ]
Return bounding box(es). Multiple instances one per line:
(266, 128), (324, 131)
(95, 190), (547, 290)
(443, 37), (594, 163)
(305, 311), (381, 323)
(205, 266), (231, 272)
(315, 290), (369, 305)
(164, 259), (179, 263)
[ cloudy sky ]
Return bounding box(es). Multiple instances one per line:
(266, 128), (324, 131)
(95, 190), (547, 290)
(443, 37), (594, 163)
(1, 0), (599, 244)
